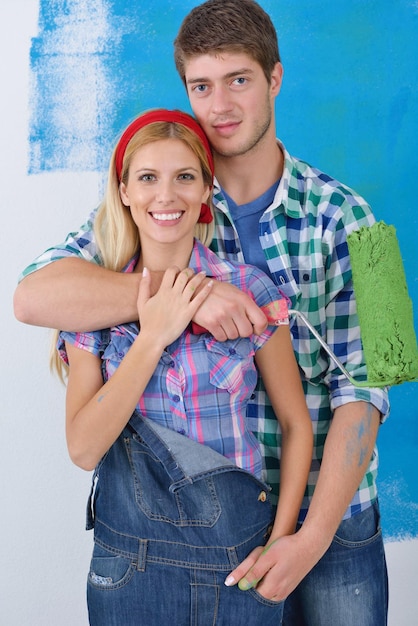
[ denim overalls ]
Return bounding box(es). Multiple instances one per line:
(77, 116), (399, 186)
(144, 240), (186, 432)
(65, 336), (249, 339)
(86, 411), (284, 625)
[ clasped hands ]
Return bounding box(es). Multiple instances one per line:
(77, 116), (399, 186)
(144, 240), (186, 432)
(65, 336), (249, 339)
(140, 266), (268, 342)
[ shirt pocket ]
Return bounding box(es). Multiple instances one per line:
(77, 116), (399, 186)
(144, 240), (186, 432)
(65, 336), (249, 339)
(205, 337), (257, 393)
(102, 334), (133, 375)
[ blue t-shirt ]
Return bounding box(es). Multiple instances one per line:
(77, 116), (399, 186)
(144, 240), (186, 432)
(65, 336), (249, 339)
(221, 179), (280, 276)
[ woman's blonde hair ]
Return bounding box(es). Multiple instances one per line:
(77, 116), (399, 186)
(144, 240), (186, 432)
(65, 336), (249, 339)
(51, 118), (215, 381)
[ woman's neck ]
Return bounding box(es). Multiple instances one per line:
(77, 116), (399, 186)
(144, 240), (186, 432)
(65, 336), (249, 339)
(137, 238), (195, 274)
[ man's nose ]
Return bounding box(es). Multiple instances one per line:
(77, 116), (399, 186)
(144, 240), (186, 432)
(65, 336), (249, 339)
(211, 84), (234, 114)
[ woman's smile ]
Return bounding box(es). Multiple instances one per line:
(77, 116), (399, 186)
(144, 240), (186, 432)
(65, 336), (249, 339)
(149, 210), (184, 223)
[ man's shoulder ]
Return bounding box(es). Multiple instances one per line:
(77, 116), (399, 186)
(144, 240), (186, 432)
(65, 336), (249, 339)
(280, 143), (373, 226)
(282, 144), (369, 208)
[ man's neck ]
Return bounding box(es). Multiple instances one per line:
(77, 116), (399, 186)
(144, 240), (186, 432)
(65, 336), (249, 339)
(214, 138), (283, 206)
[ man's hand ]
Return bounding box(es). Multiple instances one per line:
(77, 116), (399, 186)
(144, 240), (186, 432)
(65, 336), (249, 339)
(224, 531), (322, 602)
(192, 279), (268, 341)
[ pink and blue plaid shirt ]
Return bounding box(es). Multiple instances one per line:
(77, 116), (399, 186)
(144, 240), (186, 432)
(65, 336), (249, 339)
(58, 239), (287, 478)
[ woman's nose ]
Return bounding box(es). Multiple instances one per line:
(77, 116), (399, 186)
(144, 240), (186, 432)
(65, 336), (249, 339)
(156, 180), (176, 204)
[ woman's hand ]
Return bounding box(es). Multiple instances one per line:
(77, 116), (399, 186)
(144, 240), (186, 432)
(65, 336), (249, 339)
(224, 532), (319, 603)
(137, 267), (213, 347)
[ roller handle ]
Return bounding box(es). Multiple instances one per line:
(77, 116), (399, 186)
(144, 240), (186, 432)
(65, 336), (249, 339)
(288, 309), (387, 388)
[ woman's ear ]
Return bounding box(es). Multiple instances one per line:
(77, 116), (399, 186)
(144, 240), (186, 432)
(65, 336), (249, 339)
(119, 182), (130, 206)
(202, 185), (211, 205)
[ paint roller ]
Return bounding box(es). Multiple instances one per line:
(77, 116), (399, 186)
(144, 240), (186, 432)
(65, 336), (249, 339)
(289, 221), (418, 388)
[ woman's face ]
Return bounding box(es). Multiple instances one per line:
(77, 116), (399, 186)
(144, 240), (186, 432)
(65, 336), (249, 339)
(119, 138), (210, 249)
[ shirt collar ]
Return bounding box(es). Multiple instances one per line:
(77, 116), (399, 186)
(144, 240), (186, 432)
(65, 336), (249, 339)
(213, 140), (307, 220)
(189, 239), (240, 280)
(122, 240), (238, 280)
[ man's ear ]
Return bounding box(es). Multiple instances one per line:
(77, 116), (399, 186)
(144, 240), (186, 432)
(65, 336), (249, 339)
(119, 182), (130, 206)
(270, 62), (283, 97)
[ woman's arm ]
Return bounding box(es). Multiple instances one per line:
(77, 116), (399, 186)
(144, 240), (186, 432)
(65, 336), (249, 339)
(225, 325), (313, 596)
(65, 331), (165, 471)
(64, 268), (213, 470)
(256, 326), (313, 538)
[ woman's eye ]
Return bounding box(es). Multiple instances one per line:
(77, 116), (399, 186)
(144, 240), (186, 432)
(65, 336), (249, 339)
(140, 174), (155, 182)
(178, 173), (195, 181)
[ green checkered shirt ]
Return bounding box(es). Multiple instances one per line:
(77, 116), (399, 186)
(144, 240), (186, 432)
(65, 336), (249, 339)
(210, 142), (389, 520)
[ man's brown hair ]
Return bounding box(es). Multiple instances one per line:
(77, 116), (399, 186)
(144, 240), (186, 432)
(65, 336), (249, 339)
(174, 0), (281, 85)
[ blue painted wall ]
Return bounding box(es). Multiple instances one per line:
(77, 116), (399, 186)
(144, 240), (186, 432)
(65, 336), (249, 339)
(28, 0), (418, 540)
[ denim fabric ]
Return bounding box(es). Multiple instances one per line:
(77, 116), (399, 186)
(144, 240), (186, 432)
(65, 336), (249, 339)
(86, 413), (283, 625)
(283, 499), (388, 626)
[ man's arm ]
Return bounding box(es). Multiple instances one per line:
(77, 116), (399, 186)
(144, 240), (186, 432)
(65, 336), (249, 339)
(14, 256), (268, 337)
(14, 257), (140, 331)
(227, 401), (380, 600)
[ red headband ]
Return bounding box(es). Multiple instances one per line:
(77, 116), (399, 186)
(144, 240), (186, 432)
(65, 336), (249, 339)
(115, 109), (215, 183)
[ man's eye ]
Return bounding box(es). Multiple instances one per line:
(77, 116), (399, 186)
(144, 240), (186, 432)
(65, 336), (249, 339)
(194, 84), (207, 93)
(234, 77), (247, 85)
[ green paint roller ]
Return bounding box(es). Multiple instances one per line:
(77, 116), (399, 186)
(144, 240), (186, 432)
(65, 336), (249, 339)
(289, 221), (418, 388)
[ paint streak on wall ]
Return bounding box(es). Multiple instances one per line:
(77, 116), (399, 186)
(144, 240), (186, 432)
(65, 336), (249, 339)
(30, 0), (112, 172)
(28, 0), (194, 175)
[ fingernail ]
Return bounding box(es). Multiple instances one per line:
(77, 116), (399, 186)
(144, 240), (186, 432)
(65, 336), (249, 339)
(238, 578), (253, 591)
(224, 575), (236, 587)
(142, 267), (148, 277)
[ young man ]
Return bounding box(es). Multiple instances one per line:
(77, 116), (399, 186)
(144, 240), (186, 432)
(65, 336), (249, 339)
(15, 1), (389, 624)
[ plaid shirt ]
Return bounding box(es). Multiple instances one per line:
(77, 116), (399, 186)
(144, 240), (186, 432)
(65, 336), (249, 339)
(21, 141), (390, 521)
(211, 143), (389, 520)
(58, 239), (285, 478)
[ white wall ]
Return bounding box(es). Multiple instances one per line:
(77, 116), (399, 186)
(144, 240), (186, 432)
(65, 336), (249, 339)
(1, 1), (416, 624)
(1, 3), (96, 623)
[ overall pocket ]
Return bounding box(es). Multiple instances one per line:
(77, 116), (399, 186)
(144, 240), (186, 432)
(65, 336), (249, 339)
(88, 543), (136, 591)
(124, 433), (222, 526)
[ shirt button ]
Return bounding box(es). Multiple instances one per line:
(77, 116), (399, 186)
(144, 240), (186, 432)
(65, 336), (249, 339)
(169, 360), (175, 368)
(258, 491), (267, 502)
(229, 348), (236, 355)
(177, 428), (186, 435)
(172, 395), (180, 403)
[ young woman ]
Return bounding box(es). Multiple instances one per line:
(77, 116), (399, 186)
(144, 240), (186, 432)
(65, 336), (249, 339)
(55, 109), (312, 625)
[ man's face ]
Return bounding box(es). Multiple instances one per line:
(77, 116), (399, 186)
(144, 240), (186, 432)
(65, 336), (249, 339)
(184, 52), (282, 159)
